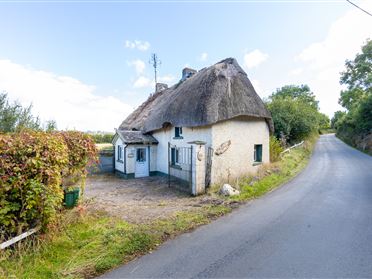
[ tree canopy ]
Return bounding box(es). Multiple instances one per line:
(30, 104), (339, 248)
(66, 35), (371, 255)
(269, 84), (319, 110)
(0, 92), (57, 133)
(333, 39), (372, 153)
(267, 85), (326, 144)
(0, 92), (41, 132)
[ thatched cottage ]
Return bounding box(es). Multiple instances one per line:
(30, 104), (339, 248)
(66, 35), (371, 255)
(113, 58), (273, 194)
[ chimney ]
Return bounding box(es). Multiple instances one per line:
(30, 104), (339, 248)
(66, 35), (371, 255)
(181, 67), (197, 81)
(156, 83), (168, 93)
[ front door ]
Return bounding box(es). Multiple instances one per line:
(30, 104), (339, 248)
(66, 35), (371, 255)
(135, 147), (149, 178)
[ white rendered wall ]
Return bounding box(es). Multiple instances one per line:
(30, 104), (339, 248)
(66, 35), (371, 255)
(152, 126), (212, 174)
(114, 137), (125, 173)
(210, 117), (270, 184)
(124, 144), (155, 174)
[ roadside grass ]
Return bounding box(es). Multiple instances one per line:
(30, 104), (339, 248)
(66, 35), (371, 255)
(336, 134), (372, 156)
(0, 135), (317, 279)
(0, 206), (231, 279)
(209, 133), (318, 203)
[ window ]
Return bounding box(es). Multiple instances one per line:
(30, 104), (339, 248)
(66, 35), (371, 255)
(171, 148), (180, 165)
(174, 127), (183, 138)
(117, 145), (123, 162)
(254, 144), (262, 163)
(136, 148), (146, 162)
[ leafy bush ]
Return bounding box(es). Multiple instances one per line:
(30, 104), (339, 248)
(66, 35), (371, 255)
(59, 131), (98, 191)
(266, 85), (325, 143)
(269, 136), (283, 162)
(0, 131), (97, 240)
(0, 131), (67, 238)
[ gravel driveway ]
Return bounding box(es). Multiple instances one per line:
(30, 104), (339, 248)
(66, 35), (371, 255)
(84, 174), (218, 223)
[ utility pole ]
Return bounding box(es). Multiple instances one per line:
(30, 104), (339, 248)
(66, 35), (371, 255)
(149, 53), (161, 92)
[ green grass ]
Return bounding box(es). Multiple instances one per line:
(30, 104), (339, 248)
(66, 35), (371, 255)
(210, 133), (317, 203)
(0, 136), (317, 279)
(233, 134), (317, 202)
(0, 206), (231, 279)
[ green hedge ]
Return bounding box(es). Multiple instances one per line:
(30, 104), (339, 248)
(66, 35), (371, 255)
(0, 131), (97, 240)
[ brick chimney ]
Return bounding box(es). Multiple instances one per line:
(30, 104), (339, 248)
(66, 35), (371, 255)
(156, 83), (168, 93)
(181, 67), (197, 81)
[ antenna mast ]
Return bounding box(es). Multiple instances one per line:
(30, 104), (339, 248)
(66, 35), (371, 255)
(149, 53), (161, 91)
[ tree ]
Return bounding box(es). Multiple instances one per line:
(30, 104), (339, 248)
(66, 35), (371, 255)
(331, 111), (346, 129)
(270, 84), (319, 110)
(0, 92), (41, 132)
(267, 85), (323, 143)
(45, 120), (57, 132)
(335, 39), (372, 153)
(339, 39), (371, 111)
(318, 113), (331, 130)
(340, 39), (372, 91)
(0, 92), (57, 133)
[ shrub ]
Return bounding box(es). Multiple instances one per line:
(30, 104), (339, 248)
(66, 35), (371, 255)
(0, 131), (68, 238)
(269, 136), (284, 162)
(59, 131), (98, 192)
(266, 85), (325, 143)
(0, 131), (98, 240)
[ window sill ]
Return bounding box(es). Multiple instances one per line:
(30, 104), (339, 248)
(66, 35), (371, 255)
(172, 136), (184, 140)
(252, 162), (262, 166)
(117, 160), (123, 163)
(170, 164), (182, 170)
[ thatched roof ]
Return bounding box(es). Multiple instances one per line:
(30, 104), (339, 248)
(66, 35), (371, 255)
(119, 58), (273, 133)
(116, 130), (158, 144)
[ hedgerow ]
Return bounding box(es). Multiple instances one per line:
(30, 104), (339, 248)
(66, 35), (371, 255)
(0, 131), (97, 240)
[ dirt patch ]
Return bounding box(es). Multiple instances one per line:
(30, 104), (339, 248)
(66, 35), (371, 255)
(84, 174), (223, 223)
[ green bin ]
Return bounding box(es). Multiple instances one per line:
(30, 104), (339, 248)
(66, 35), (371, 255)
(64, 188), (80, 208)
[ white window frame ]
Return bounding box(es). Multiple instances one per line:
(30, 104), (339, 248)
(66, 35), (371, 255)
(117, 145), (123, 162)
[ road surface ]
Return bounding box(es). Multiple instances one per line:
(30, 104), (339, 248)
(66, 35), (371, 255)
(102, 134), (372, 278)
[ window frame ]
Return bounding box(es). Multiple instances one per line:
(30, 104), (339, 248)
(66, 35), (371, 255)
(171, 147), (180, 166)
(136, 148), (146, 163)
(254, 144), (263, 163)
(174, 126), (183, 139)
(117, 145), (123, 162)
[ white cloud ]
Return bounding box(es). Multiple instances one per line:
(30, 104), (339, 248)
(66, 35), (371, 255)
(125, 40), (150, 51)
(128, 59), (146, 75)
(295, 0), (372, 116)
(200, 52), (208, 61)
(243, 49), (269, 69)
(289, 68), (303, 76)
(251, 79), (263, 95)
(133, 75), (175, 89)
(158, 75), (175, 84)
(133, 76), (152, 88)
(0, 59), (133, 131)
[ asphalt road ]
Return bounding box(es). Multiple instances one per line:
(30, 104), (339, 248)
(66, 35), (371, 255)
(102, 134), (372, 278)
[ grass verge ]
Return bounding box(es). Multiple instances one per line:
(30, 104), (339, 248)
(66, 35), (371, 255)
(0, 135), (318, 279)
(0, 206), (231, 279)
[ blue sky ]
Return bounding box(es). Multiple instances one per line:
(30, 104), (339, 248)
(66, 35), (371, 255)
(0, 0), (371, 131)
